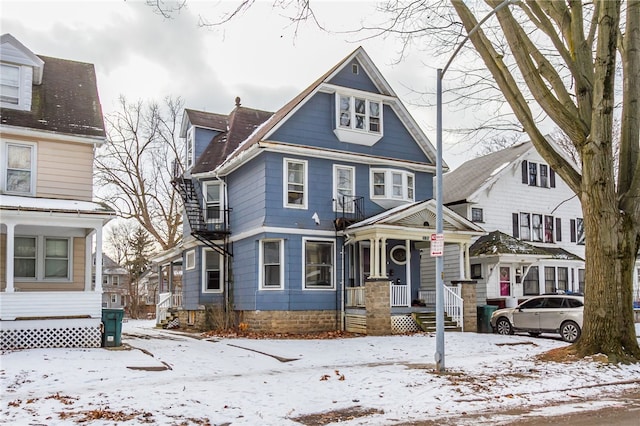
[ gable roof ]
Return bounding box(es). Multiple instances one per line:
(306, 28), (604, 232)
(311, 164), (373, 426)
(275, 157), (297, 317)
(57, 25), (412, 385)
(195, 47), (440, 176)
(0, 53), (105, 139)
(346, 199), (485, 241)
(443, 142), (532, 205)
(0, 33), (45, 84)
(191, 105), (273, 174)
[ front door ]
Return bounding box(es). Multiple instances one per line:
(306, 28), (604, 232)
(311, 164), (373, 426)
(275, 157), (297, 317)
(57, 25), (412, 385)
(499, 267), (511, 296)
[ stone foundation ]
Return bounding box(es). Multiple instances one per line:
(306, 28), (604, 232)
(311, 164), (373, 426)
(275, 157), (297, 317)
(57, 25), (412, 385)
(240, 310), (339, 334)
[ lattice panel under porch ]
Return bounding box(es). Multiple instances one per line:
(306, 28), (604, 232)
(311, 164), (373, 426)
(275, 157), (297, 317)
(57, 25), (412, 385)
(391, 315), (419, 334)
(1, 326), (102, 350)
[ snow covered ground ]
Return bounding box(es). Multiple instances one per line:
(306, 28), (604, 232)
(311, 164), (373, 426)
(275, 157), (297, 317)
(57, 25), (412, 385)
(2, 320), (640, 425)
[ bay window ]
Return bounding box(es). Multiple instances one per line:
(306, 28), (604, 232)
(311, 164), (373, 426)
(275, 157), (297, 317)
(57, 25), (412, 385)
(370, 168), (415, 205)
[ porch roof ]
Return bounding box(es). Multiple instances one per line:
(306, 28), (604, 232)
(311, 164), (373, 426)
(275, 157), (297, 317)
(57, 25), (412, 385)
(345, 199), (485, 243)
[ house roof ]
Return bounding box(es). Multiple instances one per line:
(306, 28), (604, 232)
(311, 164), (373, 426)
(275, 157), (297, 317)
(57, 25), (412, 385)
(443, 142), (533, 205)
(0, 194), (114, 216)
(191, 105), (274, 174)
(0, 52), (105, 139)
(469, 230), (550, 257)
(193, 47), (440, 177)
(183, 108), (228, 134)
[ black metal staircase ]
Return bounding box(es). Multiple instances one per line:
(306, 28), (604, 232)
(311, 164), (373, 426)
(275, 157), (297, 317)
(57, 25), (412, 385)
(172, 170), (232, 257)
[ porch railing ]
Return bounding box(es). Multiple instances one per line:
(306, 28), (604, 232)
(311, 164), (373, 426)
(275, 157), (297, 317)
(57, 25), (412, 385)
(390, 284), (410, 307)
(345, 287), (365, 307)
(418, 286), (464, 330)
(156, 292), (172, 324)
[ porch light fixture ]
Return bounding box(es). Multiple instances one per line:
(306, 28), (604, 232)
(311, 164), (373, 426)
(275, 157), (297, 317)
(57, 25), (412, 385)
(435, 0), (516, 373)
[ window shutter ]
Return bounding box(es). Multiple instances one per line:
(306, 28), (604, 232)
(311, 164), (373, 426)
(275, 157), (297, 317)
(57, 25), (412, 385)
(550, 169), (556, 188)
(521, 161), (528, 184)
(570, 219), (576, 242)
(555, 218), (562, 241)
(512, 213), (520, 238)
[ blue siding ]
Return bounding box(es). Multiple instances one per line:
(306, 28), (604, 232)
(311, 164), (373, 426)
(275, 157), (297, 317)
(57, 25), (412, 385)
(227, 156), (267, 234)
(233, 233), (343, 311)
(270, 93), (432, 164)
(194, 127), (220, 162)
(328, 58), (379, 93)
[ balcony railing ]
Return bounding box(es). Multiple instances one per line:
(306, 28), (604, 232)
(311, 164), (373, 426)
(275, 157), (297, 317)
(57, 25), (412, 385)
(390, 284), (410, 307)
(334, 195), (365, 230)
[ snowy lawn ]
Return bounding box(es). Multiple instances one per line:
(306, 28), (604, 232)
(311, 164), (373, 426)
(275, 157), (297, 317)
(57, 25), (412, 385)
(2, 320), (640, 425)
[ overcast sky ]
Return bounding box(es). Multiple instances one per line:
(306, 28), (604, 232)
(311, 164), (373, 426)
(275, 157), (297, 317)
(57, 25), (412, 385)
(1, 0), (498, 169)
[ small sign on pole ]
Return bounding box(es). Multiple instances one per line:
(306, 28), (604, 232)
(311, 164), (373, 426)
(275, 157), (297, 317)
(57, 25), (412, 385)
(430, 233), (444, 257)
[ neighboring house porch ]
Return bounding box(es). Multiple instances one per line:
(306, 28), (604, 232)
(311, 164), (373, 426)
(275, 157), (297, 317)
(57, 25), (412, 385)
(0, 196), (114, 349)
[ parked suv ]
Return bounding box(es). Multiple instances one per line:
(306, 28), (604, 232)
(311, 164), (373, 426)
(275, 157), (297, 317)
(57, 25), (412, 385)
(490, 294), (584, 342)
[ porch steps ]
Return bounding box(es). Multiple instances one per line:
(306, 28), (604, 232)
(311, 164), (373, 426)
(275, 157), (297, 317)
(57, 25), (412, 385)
(412, 312), (461, 333)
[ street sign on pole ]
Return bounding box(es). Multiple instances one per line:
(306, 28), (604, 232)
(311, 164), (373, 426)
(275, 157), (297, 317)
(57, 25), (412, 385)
(430, 233), (444, 257)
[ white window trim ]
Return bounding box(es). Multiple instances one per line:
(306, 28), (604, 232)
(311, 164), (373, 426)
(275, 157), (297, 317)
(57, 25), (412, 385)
(333, 164), (356, 213)
(186, 126), (195, 169)
(369, 168), (415, 203)
(201, 247), (223, 293)
(259, 239), (284, 290)
(112, 275), (120, 286)
(203, 180), (224, 223)
(283, 158), (308, 209)
(334, 92), (384, 146)
(302, 237), (336, 291)
(185, 249), (196, 270)
(3, 140), (37, 195)
(14, 235), (73, 282)
(1, 63), (31, 111)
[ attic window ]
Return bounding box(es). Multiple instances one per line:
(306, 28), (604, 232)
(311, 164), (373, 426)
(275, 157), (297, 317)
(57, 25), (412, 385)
(352, 64), (359, 74)
(1, 64), (20, 105)
(334, 93), (383, 146)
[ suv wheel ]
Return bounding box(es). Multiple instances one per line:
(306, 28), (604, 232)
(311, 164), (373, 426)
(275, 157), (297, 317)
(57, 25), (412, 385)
(560, 320), (581, 343)
(495, 317), (513, 335)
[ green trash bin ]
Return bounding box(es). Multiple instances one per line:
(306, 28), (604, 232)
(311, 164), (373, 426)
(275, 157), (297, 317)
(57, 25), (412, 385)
(477, 305), (499, 333)
(101, 308), (124, 347)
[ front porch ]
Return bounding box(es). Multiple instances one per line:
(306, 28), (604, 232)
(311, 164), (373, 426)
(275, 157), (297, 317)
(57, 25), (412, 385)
(344, 281), (471, 334)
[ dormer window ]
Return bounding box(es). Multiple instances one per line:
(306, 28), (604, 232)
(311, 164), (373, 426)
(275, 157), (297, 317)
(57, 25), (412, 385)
(186, 127), (195, 169)
(334, 92), (383, 146)
(1, 63), (20, 105)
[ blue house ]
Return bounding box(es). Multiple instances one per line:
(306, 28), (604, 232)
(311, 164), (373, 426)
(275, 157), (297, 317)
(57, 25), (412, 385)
(159, 47), (484, 334)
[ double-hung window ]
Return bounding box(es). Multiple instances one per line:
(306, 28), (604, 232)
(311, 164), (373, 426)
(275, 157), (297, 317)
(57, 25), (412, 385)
(260, 240), (283, 289)
(304, 239), (334, 289)
(1, 63), (20, 105)
(284, 158), (307, 209)
(202, 248), (222, 292)
(5, 142), (35, 194)
(14, 236), (71, 280)
(570, 218), (585, 245)
(203, 181), (222, 222)
(333, 165), (355, 213)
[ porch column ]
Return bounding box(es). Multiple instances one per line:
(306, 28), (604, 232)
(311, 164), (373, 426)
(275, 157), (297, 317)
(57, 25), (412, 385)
(94, 226), (103, 293)
(5, 222), (15, 292)
(459, 242), (471, 280)
(370, 238), (380, 278)
(85, 230), (94, 291)
(380, 237), (387, 278)
(404, 239), (411, 288)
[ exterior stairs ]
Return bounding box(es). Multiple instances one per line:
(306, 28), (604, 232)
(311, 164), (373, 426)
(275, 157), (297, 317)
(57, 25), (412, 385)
(412, 312), (462, 332)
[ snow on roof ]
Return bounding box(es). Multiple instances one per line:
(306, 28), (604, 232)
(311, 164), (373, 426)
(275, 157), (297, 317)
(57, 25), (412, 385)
(0, 194), (114, 215)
